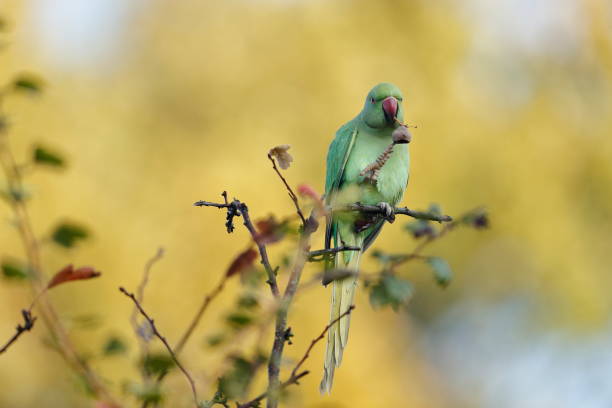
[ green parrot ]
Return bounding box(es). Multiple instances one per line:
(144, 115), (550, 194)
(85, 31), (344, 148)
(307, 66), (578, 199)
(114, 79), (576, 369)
(321, 82), (410, 393)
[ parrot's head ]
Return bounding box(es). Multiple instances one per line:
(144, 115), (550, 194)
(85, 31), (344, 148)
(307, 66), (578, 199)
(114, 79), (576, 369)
(362, 82), (404, 130)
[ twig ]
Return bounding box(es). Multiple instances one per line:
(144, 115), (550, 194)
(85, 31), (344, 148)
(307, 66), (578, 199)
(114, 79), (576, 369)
(237, 305), (355, 408)
(308, 246), (361, 262)
(267, 154), (306, 225)
(195, 198), (280, 298)
(119, 287), (200, 407)
(131, 248), (165, 349)
(336, 203), (452, 223)
(0, 98), (118, 404)
(0, 310), (37, 354)
(174, 275), (228, 354)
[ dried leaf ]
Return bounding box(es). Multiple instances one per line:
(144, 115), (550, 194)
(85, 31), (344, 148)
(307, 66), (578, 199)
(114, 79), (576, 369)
(47, 264), (101, 289)
(268, 145), (293, 169)
(392, 125), (412, 144)
(226, 247), (257, 278)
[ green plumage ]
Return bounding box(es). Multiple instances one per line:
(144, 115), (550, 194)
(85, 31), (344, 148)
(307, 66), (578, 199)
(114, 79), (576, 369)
(321, 83), (410, 393)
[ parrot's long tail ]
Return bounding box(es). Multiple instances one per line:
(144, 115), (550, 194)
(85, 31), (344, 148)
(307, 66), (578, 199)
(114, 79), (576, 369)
(320, 242), (363, 394)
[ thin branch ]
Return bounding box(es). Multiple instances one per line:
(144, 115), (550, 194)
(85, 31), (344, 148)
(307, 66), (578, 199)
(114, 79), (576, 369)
(0, 99), (118, 404)
(237, 305), (355, 408)
(308, 245), (361, 262)
(336, 203), (452, 223)
(131, 247), (165, 352)
(195, 198), (280, 298)
(119, 287), (200, 407)
(267, 154), (306, 225)
(174, 275), (228, 354)
(0, 310), (37, 354)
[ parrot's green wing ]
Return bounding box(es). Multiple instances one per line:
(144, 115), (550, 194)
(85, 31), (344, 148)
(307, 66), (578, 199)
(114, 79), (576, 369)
(324, 121), (358, 256)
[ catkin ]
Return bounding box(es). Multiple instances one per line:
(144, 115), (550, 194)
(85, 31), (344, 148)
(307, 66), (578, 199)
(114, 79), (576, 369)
(359, 142), (396, 181)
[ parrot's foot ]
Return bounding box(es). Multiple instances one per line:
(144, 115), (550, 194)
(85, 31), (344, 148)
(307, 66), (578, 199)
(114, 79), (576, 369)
(377, 202), (395, 223)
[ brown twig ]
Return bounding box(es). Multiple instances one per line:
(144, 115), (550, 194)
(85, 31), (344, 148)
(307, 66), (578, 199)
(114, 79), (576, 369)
(0, 310), (37, 354)
(119, 287), (200, 407)
(195, 198), (280, 298)
(174, 275), (228, 354)
(267, 154), (306, 226)
(237, 305), (355, 408)
(267, 211), (320, 408)
(0, 97), (118, 404)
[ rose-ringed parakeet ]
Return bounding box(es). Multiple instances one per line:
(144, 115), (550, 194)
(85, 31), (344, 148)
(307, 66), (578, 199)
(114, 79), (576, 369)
(321, 82), (410, 393)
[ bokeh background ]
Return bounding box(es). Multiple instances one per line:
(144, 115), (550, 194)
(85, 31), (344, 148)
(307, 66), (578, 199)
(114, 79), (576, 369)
(1, 0), (611, 407)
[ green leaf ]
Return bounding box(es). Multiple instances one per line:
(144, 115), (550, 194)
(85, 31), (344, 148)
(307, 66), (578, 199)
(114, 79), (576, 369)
(225, 312), (253, 329)
(369, 274), (413, 311)
(218, 356), (260, 399)
(205, 333), (226, 348)
(103, 336), (127, 356)
(201, 388), (230, 408)
(426, 257), (452, 288)
(1, 259), (28, 280)
(237, 293), (259, 310)
(142, 353), (174, 376)
(51, 222), (89, 248)
(12, 73), (44, 93)
(33, 146), (65, 167)
(124, 382), (163, 404)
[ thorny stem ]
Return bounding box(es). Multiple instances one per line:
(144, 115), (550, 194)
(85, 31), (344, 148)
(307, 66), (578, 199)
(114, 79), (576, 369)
(267, 212), (319, 408)
(308, 245), (361, 262)
(119, 287), (200, 407)
(237, 306), (355, 408)
(0, 98), (118, 404)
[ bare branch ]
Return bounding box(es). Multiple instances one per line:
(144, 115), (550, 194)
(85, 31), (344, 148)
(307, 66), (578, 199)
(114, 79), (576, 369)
(0, 310), (37, 354)
(195, 197), (280, 298)
(237, 305), (355, 408)
(119, 287), (200, 407)
(174, 275), (227, 354)
(267, 211), (320, 408)
(267, 154), (306, 225)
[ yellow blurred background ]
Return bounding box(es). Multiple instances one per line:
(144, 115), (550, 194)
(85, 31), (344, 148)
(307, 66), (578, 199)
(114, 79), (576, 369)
(1, 0), (611, 407)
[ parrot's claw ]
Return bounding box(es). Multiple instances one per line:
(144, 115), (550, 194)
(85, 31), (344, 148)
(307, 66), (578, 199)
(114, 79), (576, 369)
(377, 202), (395, 223)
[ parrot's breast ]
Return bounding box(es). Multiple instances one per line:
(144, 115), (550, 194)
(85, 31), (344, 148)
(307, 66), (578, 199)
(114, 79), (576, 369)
(343, 130), (410, 206)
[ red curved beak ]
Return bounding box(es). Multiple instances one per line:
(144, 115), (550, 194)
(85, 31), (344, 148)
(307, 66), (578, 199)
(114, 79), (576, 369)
(382, 96), (398, 122)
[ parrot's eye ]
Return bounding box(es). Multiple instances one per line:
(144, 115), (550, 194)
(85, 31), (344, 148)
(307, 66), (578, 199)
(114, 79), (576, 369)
(370, 97), (375, 104)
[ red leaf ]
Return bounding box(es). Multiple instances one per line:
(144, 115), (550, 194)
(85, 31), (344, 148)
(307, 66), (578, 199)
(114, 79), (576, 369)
(226, 247), (257, 278)
(254, 216), (284, 245)
(47, 264), (102, 289)
(297, 183), (325, 212)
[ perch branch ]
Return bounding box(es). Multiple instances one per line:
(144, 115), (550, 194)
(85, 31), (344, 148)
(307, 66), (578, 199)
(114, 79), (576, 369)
(307, 245), (361, 262)
(336, 203), (452, 223)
